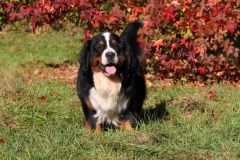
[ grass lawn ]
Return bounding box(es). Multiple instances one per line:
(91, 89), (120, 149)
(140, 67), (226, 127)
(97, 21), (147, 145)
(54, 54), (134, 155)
(0, 30), (240, 159)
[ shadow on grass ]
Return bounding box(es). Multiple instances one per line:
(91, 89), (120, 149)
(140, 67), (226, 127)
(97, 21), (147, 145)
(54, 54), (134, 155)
(140, 101), (170, 124)
(95, 102), (170, 132)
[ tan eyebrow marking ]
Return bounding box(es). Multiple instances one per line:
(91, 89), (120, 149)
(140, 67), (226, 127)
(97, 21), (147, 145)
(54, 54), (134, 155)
(112, 40), (116, 45)
(99, 41), (104, 46)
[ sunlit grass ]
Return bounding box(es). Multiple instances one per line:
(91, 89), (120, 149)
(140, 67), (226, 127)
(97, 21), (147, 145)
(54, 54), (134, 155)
(0, 30), (240, 159)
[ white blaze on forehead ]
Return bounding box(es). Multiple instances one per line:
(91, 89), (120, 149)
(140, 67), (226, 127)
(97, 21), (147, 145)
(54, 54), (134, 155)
(102, 32), (118, 65)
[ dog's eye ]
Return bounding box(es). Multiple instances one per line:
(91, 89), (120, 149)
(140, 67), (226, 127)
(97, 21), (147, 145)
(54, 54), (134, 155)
(113, 44), (119, 49)
(98, 45), (103, 50)
(98, 41), (104, 50)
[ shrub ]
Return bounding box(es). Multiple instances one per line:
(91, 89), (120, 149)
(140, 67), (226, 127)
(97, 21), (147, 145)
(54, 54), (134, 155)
(1, 0), (240, 83)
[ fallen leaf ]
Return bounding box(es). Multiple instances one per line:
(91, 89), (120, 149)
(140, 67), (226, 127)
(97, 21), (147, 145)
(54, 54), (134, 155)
(182, 114), (193, 119)
(67, 80), (76, 85)
(207, 92), (217, 99)
(146, 80), (153, 87)
(0, 136), (6, 144)
(233, 81), (240, 88)
(33, 69), (39, 75)
(220, 110), (224, 114)
(210, 110), (215, 119)
(39, 95), (46, 103)
(60, 67), (67, 72)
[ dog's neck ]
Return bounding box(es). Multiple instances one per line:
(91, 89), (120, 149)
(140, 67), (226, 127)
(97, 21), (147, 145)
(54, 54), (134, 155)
(92, 72), (122, 96)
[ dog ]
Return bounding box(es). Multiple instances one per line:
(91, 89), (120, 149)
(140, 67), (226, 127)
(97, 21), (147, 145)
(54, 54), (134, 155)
(77, 21), (146, 133)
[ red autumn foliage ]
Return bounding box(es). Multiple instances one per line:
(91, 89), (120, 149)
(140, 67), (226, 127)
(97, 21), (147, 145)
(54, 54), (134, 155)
(1, 0), (240, 83)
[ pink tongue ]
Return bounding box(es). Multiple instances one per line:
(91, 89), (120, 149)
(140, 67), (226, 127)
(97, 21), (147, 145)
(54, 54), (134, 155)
(105, 66), (116, 75)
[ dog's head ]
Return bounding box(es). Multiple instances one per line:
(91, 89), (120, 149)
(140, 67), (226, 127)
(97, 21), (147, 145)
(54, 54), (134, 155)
(79, 21), (144, 79)
(80, 32), (126, 77)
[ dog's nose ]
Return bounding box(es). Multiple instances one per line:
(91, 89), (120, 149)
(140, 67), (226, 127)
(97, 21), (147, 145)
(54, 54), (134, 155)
(105, 52), (115, 59)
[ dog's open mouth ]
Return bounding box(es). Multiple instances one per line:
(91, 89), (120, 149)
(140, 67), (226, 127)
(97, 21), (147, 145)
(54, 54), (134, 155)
(98, 63), (117, 76)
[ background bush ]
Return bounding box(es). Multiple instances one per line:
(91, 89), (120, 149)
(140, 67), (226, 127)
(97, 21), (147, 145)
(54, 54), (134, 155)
(1, 0), (240, 83)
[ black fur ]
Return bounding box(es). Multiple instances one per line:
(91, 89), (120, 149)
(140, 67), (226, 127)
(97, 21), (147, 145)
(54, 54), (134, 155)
(77, 21), (146, 132)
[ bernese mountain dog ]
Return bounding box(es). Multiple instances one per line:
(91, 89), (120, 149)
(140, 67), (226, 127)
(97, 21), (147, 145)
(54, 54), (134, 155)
(77, 21), (146, 133)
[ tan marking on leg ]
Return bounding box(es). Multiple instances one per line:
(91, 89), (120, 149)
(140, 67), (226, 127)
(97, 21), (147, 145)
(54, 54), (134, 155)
(119, 120), (133, 131)
(84, 97), (93, 109)
(96, 123), (102, 134)
(84, 120), (92, 133)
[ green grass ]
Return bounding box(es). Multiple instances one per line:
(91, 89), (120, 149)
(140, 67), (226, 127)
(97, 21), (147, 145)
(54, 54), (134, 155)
(1, 30), (240, 160)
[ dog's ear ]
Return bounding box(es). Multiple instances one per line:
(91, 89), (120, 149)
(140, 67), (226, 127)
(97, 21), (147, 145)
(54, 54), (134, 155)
(79, 39), (92, 73)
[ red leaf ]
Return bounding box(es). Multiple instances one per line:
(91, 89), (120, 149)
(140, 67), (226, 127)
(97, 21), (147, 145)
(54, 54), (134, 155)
(168, 59), (177, 69)
(131, 5), (143, 16)
(207, 92), (217, 99)
(105, 15), (118, 24)
(196, 3), (206, 17)
(91, 20), (100, 27)
(128, 14), (138, 22)
(210, 110), (215, 119)
(196, 47), (205, 54)
(43, 4), (54, 12)
(226, 46), (234, 57)
(180, 38), (186, 45)
(225, 21), (237, 34)
(39, 95), (46, 103)
(67, 80), (76, 85)
(164, 10), (177, 22)
(83, 29), (90, 41)
(4, 2), (14, 13)
(170, 43), (178, 53)
(8, 12), (17, 21)
(153, 39), (164, 52)
(198, 66), (207, 74)
(111, 6), (125, 19)
(60, 67), (67, 72)
(237, 0), (240, 7)
(142, 7), (148, 13)
(183, 0), (192, 5)
(137, 21), (152, 36)
(211, 6), (221, 16)
(213, 0), (221, 5)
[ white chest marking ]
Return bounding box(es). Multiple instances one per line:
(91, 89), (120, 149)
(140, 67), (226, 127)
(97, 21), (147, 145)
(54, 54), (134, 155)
(89, 72), (127, 126)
